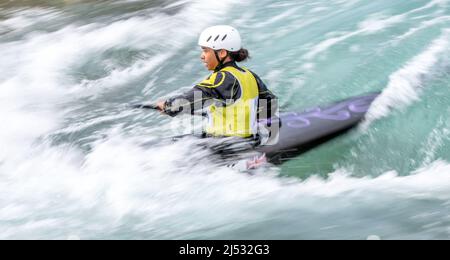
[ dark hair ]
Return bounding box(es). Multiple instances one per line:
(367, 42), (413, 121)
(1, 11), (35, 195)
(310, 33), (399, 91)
(229, 48), (250, 62)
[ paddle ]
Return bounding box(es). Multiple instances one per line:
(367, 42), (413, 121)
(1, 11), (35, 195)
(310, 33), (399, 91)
(131, 102), (207, 117)
(131, 103), (160, 110)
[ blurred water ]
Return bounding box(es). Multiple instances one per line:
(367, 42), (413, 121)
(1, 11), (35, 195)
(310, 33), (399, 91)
(0, 0), (449, 239)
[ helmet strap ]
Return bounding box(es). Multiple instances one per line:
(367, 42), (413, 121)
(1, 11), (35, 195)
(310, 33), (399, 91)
(214, 50), (228, 70)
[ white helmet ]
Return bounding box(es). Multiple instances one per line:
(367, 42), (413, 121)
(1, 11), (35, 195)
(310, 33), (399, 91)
(198, 25), (242, 52)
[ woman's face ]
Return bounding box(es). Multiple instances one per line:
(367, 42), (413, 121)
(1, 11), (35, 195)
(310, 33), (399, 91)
(200, 47), (227, 71)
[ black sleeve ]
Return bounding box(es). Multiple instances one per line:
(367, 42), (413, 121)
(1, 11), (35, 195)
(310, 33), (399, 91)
(249, 71), (279, 120)
(163, 71), (241, 117)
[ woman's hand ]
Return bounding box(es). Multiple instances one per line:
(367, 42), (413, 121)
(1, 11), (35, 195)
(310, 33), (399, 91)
(156, 101), (166, 111)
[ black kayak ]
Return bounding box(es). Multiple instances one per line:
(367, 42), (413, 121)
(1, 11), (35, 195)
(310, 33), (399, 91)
(136, 92), (380, 169)
(255, 92), (380, 165)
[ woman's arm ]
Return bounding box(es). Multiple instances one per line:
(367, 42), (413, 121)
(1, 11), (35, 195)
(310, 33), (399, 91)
(160, 72), (240, 117)
(250, 71), (279, 120)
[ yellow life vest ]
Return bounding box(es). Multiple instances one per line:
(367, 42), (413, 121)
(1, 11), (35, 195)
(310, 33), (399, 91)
(204, 66), (259, 138)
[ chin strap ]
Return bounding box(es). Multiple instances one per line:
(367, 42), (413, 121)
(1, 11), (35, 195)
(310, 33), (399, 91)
(214, 50), (228, 70)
